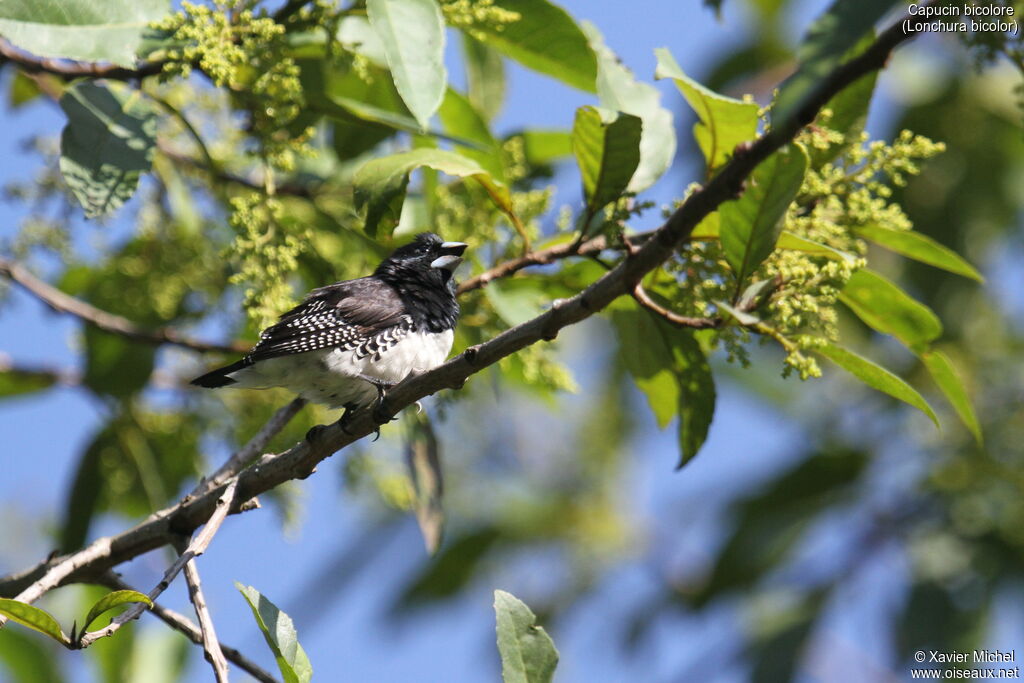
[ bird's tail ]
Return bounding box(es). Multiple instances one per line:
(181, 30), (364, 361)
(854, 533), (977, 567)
(190, 359), (249, 388)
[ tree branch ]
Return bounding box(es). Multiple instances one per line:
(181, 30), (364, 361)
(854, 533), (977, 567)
(99, 573), (280, 683)
(0, 38), (165, 81)
(0, 256), (248, 355)
(0, 7), (928, 607)
(68, 480), (239, 647)
(180, 552), (230, 682)
(631, 284), (721, 329)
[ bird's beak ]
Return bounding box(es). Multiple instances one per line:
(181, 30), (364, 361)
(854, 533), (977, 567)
(431, 254), (463, 271)
(439, 241), (468, 256)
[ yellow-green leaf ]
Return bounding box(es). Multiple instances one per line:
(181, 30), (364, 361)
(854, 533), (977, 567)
(81, 590), (152, 632)
(839, 268), (942, 352)
(468, 0), (597, 93)
(236, 584), (312, 683)
(354, 149), (508, 236)
(719, 144), (808, 289)
(586, 23), (675, 193)
(655, 47), (759, 172)
(0, 599), (69, 646)
(921, 350), (982, 444)
(572, 106), (642, 222)
(366, 0), (446, 130)
(494, 590), (559, 683)
(855, 224), (983, 282)
(815, 342), (938, 426)
(0, 0), (168, 68)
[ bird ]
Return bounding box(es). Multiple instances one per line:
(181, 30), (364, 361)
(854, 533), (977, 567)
(191, 232), (467, 430)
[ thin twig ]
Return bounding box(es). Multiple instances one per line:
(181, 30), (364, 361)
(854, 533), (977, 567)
(0, 5), (931, 606)
(72, 480), (239, 647)
(99, 573), (280, 683)
(178, 545), (230, 683)
(0, 257), (247, 354)
(631, 284), (721, 329)
(0, 38), (165, 81)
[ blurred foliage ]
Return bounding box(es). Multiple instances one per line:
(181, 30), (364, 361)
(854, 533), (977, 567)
(0, 0), (1021, 680)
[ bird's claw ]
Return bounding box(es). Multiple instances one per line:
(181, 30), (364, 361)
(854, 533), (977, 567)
(306, 424), (328, 443)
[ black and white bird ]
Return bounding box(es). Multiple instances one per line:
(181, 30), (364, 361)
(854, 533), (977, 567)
(191, 233), (467, 420)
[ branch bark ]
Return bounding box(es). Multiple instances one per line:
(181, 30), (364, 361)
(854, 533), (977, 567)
(99, 573), (280, 683)
(0, 38), (165, 81)
(67, 481), (238, 646)
(0, 7), (927, 608)
(0, 256), (248, 355)
(181, 555), (230, 682)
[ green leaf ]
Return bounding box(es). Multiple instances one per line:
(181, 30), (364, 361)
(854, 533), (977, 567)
(839, 268), (942, 352)
(773, 0), (899, 124)
(0, 624), (65, 683)
(439, 88), (506, 182)
(236, 584), (312, 683)
(366, 0), (446, 130)
(494, 590), (559, 683)
(404, 411), (444, 554)
(0, 0), (168, 67)
(719, 143), (808, 289)
(585, 23), (675, 193)
(610, 300), (716, 466)
(0, 365), (58, 400)
(814, 342), (938, 426)
(467, 0), (597, 92)
(855, 224), (983, 282)
(59, 82), (157, 218)
(335, 15), (387, 66)
(354, 148), (508, 236)
(921, 350), (982, 444)
(572, 106), (642, 223)
(0, 599), (69, 645)
(521, 130), (573, 165)
(655, 47), (759, 172)
(462, 33), (506, 121)
(82, 327), (155, 398)
(81, 591), (152, 632)
(7, 70), (42, 109)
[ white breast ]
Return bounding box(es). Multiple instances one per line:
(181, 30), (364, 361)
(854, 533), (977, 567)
(226, 329), (455, 409)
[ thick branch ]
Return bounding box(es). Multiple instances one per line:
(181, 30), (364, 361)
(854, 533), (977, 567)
(0, 39), (165, 81)
(0, 257), (247, 355)
(0, 9), (927, 601)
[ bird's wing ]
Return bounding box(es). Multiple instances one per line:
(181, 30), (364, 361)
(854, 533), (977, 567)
(245, 277), (411, 362)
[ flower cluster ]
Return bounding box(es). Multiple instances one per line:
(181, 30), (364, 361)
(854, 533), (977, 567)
(661, 118), (945, 379)
(153, 2), (324, 170)
(227, 192), (310, 330)
(440, 0), (521, 37)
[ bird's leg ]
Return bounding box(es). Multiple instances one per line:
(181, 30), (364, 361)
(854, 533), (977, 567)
(354, 374), (397, 440)
(306, 402), (359, 443)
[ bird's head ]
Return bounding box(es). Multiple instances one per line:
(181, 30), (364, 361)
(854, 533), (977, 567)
(375, 232), (468, 288)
